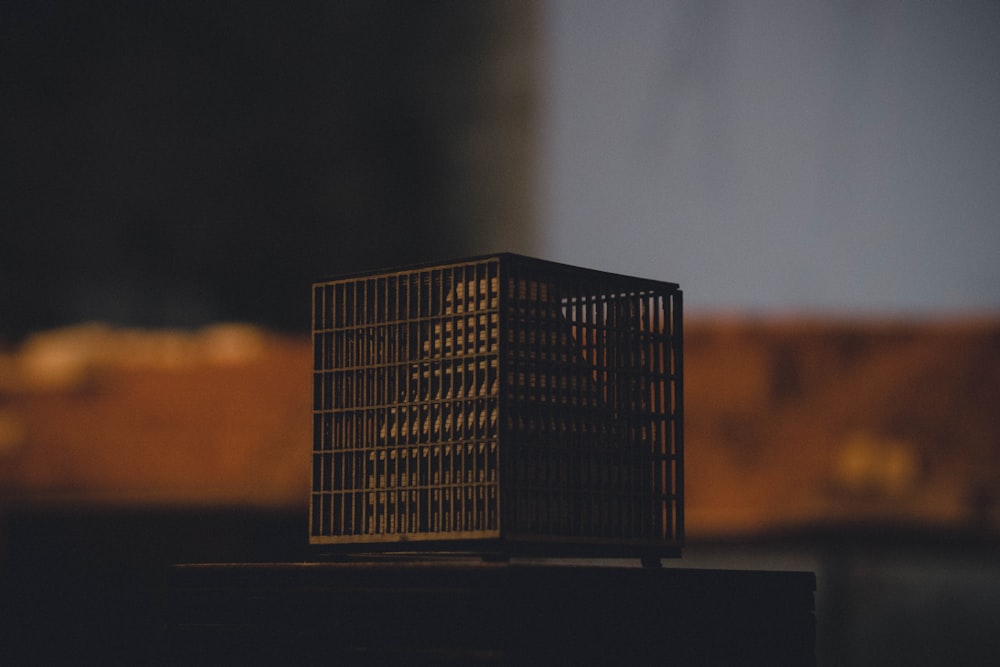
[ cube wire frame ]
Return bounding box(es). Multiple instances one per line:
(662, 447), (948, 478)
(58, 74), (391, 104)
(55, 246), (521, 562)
(310, 254), (683, 558)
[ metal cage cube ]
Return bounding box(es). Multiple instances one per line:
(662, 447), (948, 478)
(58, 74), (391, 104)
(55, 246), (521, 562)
(310, 254), (683, 558)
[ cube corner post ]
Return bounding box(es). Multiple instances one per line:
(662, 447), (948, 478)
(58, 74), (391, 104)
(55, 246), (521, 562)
(310, 254), (683, 559)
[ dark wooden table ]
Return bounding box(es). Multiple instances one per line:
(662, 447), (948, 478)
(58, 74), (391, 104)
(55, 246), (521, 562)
(167, 560), (815, 666)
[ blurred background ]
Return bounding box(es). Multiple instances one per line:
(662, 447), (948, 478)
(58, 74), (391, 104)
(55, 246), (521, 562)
(1, 1), (998, 664)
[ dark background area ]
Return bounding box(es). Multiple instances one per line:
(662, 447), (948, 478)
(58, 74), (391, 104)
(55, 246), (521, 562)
(1, 0), (535, 341)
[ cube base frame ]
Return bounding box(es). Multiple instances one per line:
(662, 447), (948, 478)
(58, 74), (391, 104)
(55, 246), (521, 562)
(311, 254), (683, 559)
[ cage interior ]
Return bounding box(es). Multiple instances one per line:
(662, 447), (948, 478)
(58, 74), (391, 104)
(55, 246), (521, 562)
(311, 255), (682, 556)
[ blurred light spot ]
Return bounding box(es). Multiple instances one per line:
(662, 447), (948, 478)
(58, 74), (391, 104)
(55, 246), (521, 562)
(833, 431), (921, 498)
(15, 323), (268, 392)
(199, 324), (265, 366)
(0, 408), (27, 454)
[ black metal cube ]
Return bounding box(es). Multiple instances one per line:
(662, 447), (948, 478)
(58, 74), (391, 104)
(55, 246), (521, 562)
(311, 254), (683, 558)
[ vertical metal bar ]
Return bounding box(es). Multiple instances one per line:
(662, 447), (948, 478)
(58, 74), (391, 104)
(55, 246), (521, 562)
(491, 258), (503, 536)
(310, 284), (320, 540)
(506, 256), (522, 535)
(672, 289), (684, 546)
(654, 292), (666, 539)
